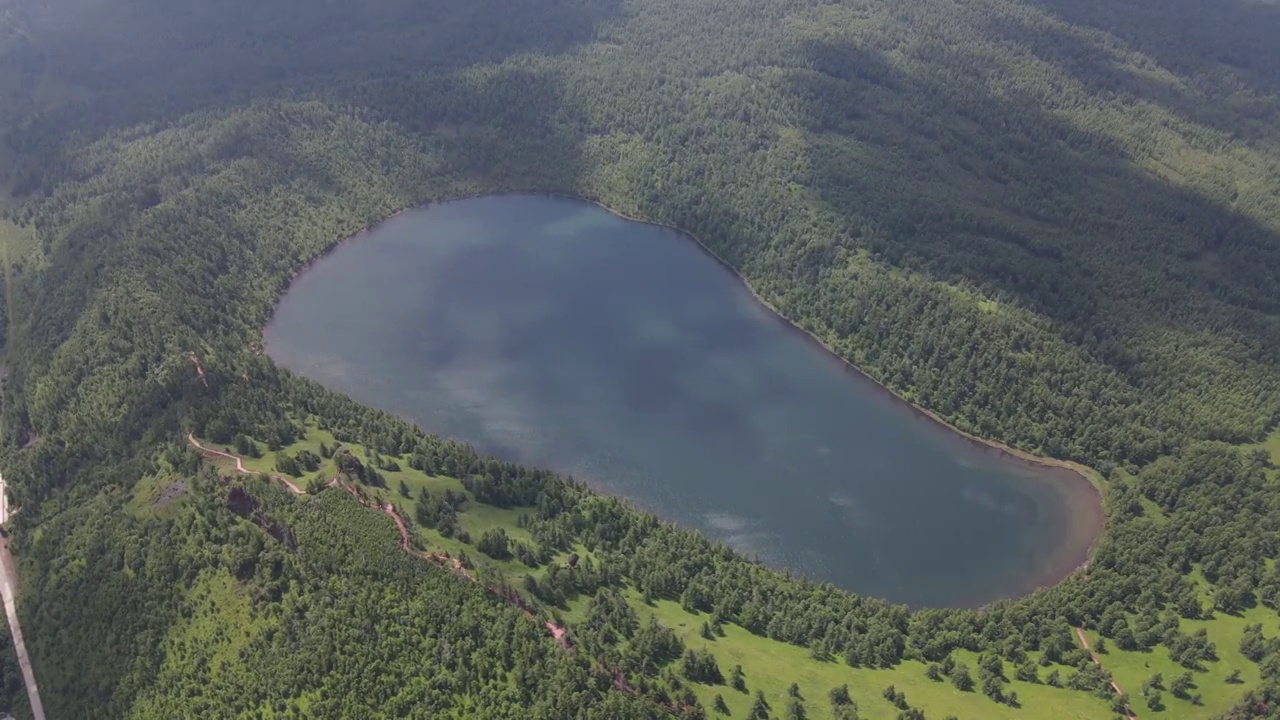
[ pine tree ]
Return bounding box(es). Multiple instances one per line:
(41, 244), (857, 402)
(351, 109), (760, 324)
(748, 690), (770, 720)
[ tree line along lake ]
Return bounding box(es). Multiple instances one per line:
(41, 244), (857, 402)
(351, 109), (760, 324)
(263, 194), (1103, 608)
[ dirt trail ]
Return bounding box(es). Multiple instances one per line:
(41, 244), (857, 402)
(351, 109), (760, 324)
(188, 435), (570, 645)
(1075, 626), (1134, 718)
(0, 536), (46, 720)
(336, 477), (571, 645)
(185, 353), (209, 388)
(187, 434), (305, 494)
(381, 504), (411, 551)
(331, 479), (411, 551)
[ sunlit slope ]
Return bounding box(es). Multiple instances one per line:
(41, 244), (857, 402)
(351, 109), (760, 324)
(0, 0), (1278, 717)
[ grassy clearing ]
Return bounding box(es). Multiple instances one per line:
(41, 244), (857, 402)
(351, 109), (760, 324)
(1245, 428), (1280, 468)
(0, 218), (43, 293)
(615, 589), (1113, 720)
(1082, 605), (1276, 718)
(163, 571), (266, 674)
(1083, 569), (1280, 718)
(1114, 466), (1168, 522)
(202, 423), (1275, 719)
(200, 423), (547, 577)
(124, 473), (189, 519)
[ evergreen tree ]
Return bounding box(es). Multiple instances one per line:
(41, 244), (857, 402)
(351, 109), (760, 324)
(950, 664), (974, 692)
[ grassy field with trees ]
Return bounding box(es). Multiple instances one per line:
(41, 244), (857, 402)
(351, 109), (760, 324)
(186, 418), (1280, 719)
(0, 0), (1278, 717)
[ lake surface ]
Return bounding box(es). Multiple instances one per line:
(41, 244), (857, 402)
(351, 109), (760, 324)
(265, 195), (1102, 608)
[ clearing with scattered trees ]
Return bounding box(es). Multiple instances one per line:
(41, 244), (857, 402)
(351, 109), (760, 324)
(0, 0), (1278, 718)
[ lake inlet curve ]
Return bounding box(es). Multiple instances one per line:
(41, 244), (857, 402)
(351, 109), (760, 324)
(264, 195), (1103, 608)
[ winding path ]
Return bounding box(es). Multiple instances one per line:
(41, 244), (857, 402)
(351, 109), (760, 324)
(1075, 626), (1135, 718)
(186, 434), (570, 646)
(187, 434), (305, 494)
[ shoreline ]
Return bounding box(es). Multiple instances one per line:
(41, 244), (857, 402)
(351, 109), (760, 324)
(558, 193), (1105, 486)
(556, 193), (1105, 602)
(265, 191), (1107, 607)
(263, 206), (414, 327)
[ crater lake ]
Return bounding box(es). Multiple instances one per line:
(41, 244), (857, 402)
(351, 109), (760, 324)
(264, 195), (1103, 608)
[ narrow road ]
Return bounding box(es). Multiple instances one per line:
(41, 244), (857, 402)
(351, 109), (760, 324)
(381, 503), (411, 551)
(188, 433), (305, 494)
(188, 433), (573, 647)
(1075, 626), (1134, 718)
(0, 534), (46, 720)
(0, 371), (44, 718)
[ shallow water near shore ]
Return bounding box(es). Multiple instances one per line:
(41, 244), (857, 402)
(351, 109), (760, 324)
(265, 194), (1103, 608)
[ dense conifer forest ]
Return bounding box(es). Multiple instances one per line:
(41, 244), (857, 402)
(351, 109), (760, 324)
(0, 0), (1278, 717)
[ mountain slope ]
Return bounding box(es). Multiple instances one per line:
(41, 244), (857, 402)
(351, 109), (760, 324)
(0, 0), (1278, 718)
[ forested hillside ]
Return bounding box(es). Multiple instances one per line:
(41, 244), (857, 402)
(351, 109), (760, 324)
(0, 0), (1278, 718)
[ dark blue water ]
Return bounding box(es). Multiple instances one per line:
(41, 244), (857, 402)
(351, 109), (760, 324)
(265, 195), (1101, 607)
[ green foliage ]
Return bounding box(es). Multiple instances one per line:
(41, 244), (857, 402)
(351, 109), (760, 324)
(0, 0), (1279, 717)
(731, 664), (746, 693)
(950, 663), (974, 692)
(882, 684), (908, 709)
(13, 468), (667, 718)
(478, 527), (512, 560)
(682, 648), (724, 685)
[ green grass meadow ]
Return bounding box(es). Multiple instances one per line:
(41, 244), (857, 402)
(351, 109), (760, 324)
(188, 422), (1280, 719)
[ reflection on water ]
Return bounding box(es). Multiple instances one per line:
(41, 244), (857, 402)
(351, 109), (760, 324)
(265, 195), (1101, 607)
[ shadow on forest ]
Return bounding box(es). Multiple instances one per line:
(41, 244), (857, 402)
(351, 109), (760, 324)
(4, 0), (621, 171)
(1024, 0), (1280, 100)
(615, 31), (1280, 450)
(24, 0), (622, 97)
(348, 64), (591, 197)
(784, 35), (1280, 343)
(985, 7), (1280, 147)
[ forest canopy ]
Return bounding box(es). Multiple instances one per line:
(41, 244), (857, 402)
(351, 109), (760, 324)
(0, 0), (1278, 717)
